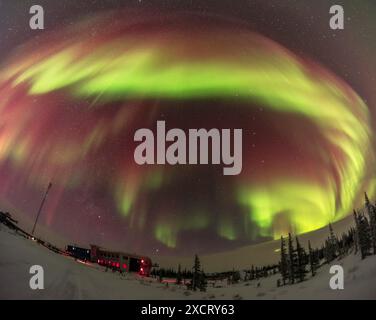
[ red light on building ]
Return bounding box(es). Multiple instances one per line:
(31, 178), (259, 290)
(123, 264), (127, 269)
(141, 259), (144, 264)
(116, 262), (120, 268)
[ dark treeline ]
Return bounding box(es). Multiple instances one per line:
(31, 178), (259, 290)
(152, 192), (376, 290)
(151, 254), (208, 292)
(150, 265), (194, 280)
(278, 192), (376, 287)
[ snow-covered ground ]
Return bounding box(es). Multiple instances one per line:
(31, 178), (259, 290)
(1, 224), (376, 299)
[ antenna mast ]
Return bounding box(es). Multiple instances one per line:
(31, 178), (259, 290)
(31, 182), (52, 236)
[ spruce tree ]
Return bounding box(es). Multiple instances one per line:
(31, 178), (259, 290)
(308, 240), (317, 276)
(176, 264), (182, 285)
(328, 223), (338, 257)
(353, 210), (360, 254)
(250, 265), (255, 280)
(372, 203), (376, 254)
(326, 238), (336, 263)
(192, 254), (201, 291)
(231, 269), (241, 283)
(364, 193), (376, 254)
(295, 236), (308, 282)
(280, 235), (289, 285)
(288, 233), (297, 284)
(357, 212), (372, 259)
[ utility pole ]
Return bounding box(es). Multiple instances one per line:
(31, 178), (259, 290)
(31, 182), (52, 236)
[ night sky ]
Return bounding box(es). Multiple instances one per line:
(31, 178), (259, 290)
(0, 0), (376, 257)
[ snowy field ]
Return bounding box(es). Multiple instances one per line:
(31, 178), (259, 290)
(1, 225), (376, 299)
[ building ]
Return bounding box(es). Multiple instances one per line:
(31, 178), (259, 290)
(90, 245), (152, 276)
(66, 245), (91, 261)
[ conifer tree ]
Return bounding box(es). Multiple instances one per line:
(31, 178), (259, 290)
(280, 235), (289, 285)
(326, 239), (336, 263)
(231, 269), (241, 283)
(353, 210), (360, 254)
(192, 254), (201, 291)
(328, 223), (338, 256)
(250, 265), (255, 280)
(357, 212), (372, 259)
(308, 240), (317, 277)
(176, 264), (182, 285)
(295, 236), (308, 282)
(364, 192), (376, 254)
(288, 233), (297, 284)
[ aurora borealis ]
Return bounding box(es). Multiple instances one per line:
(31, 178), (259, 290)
(0, 1), (376, 255)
